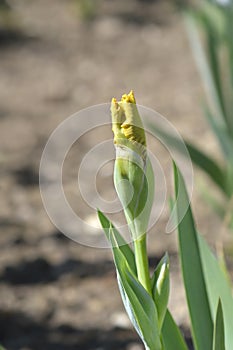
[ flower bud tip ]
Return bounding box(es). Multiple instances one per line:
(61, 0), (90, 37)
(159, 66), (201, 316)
(121, 90), (136, 104)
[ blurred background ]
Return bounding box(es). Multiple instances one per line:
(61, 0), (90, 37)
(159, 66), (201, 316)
(0, 0), (232, 349)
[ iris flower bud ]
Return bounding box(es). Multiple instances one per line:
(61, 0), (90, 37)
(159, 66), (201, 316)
(111, 91), (154, 240)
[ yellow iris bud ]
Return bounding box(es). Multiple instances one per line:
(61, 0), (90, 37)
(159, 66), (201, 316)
(111, 91), (154, 240)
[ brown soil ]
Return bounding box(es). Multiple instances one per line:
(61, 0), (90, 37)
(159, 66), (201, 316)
(0, 1), (231, 349)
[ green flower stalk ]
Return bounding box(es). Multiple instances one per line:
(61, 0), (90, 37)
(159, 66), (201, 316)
(98, 91), (170, 350)
(111, 91), (154, 294)
(98, 90), (233, 350)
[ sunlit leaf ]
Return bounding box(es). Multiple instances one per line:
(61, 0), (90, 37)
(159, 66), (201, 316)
(151, 253), (170, 329)
(198, 234), (233, 350)
(97, 209), (136, 273)
(174, 163), (213, 350)
(162, 310), (188, 350)
(110, 232), (161, 350)
(213, 300), (225, 350)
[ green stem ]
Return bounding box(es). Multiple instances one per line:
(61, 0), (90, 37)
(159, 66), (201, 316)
(134, 233), (152, 296)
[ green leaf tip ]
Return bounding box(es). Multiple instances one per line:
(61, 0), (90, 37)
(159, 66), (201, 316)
(213, 299), (225, 350)
(151, 253), (170, 330)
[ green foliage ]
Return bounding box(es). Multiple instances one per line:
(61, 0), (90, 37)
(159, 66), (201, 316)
(97, 209), (136, 271)
(99, 161), (233, 349)
(98, 91), (233, 349)
(198, 235), (233, 349)
(98, 210), (162, 350)
(151, 254), (170, 330)
(174, 163), (213, 350)
(149, 1), (233, 229)
(0, 0), (10, 11)
(161, 310), (188, 350)
(174, 163), (233, 350)
(183, 1), (233, 226)
(74, 0), (98, 21)
(213, 300), (225, 350)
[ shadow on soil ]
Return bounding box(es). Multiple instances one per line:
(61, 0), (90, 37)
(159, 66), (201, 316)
(0, 256), (114, 285)
(0, 310), (194, 350)
(0, 28), (39, 47)
(0, 243), (165, 286)
(0, 310), (140, 350)
(13, 166), (39, 187)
